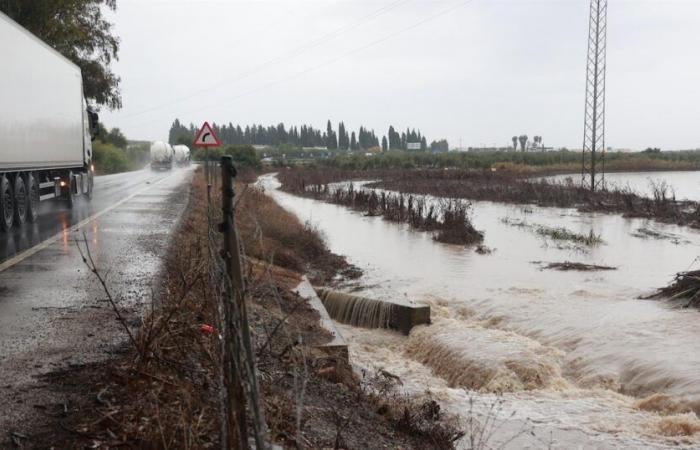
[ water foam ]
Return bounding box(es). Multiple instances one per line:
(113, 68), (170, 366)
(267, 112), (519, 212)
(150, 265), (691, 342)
(405, 318), (567, 392)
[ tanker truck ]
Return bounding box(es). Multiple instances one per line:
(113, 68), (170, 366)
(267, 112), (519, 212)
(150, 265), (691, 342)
(173, 145), (191, 167)
(0, 11), (99, 232)
(150, 141), (174, 171)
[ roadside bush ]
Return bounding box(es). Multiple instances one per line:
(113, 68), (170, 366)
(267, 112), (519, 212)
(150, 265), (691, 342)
(125, 142), (150, 169)
(192, 145), (261, 170)
(92, 141), (131, 174)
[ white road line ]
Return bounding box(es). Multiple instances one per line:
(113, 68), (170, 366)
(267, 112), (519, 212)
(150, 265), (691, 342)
(0, 172), (178, 273)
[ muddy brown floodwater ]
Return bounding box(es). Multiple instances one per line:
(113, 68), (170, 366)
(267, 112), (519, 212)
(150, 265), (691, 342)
(262, 172), (700, 449)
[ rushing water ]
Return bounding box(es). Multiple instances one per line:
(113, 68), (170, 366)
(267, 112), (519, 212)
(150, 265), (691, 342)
(261, 173), (700, 449)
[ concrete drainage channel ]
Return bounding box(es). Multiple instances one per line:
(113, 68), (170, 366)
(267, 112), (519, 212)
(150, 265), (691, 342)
(293, 277), (431, 363)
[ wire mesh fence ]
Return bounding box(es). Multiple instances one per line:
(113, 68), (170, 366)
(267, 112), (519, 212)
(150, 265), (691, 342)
(205, 156), (268, 449)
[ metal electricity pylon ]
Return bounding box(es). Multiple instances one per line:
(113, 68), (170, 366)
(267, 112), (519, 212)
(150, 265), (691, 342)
(581, 0), (608, 191)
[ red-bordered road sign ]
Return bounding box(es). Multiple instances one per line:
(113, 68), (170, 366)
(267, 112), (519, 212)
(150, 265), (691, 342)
(193, 122), (221, 147)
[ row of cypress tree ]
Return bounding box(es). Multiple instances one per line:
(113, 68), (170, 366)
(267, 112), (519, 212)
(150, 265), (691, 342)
(168, 119), (441, 152)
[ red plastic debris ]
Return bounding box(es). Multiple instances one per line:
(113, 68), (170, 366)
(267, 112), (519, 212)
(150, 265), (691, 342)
(200, 324), (214, 334)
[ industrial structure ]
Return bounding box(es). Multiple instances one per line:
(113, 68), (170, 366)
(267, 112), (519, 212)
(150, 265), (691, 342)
(581, 0), (608, 191)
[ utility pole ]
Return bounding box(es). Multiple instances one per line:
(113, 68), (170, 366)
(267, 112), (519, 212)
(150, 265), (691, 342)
(581, 0), (608, 192)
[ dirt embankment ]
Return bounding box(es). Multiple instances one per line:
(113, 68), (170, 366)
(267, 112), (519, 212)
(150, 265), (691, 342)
(21, 170), (462, 449)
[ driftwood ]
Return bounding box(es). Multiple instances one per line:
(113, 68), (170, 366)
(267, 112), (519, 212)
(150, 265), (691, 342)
(644, 270), (700, 308)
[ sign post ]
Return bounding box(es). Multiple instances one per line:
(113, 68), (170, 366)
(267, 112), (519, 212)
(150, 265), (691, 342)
(193, 121), (221, 198)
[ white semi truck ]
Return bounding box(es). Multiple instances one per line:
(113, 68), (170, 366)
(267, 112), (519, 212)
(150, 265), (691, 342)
(173, 145), (191, 167)
(150, 141), (174, 171)
(0, 11), (99, 231)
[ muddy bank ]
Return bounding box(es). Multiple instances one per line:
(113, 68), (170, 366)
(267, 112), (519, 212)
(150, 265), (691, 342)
(277, 167), (700, 230)
(21, 170), (462, 449)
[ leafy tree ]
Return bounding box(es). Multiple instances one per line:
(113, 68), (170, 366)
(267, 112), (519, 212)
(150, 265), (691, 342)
(512, 136), (518, 151)
(351, 132), (358, 151)
(388, 126), (401, 150)
(228, 145), (261, 170)
(518, 135), (528, 152)
(169, 119), (191, 144)
(0, 0), (122, 109)
(106, 127), (127, 149)
(338, 122), (349, 150)
(326, 120), (338, 150)
(381, 136), (388, 152)
(430, 139), (449, 153)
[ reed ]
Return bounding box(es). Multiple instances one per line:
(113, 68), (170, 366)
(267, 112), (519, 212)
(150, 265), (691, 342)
(292, 180), (483, 246)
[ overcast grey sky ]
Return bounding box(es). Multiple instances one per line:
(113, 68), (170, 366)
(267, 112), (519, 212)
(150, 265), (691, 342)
(102, 0), (700, 150)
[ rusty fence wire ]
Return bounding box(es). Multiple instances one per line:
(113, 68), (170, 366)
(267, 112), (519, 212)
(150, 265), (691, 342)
(204, 156), (268, 450)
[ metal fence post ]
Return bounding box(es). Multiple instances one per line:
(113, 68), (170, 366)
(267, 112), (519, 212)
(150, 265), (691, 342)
(220, 156), (248, 449)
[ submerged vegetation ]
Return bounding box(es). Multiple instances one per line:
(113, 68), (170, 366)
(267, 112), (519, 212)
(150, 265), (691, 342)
(533, 225), (603, 246)
(647, 271), (700, 308)
(277, 167), (700, 229)
(281, 179), (484, 246)
(501, 218), (603, 248)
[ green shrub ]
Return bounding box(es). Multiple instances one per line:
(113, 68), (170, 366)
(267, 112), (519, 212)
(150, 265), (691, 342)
(125, 143), (150, 169)
(192, 145), (261, 170)
(93, 141), (131, 174)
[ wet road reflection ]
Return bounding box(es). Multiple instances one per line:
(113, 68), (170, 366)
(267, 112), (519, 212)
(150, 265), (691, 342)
(0, 168), (183, 264)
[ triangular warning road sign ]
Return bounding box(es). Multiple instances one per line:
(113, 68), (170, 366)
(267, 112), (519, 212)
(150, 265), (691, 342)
(193, 122), (221, 147)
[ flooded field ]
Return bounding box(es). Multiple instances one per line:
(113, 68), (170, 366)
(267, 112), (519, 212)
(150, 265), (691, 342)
(261, 172), (700, 448)
(549, 171), (700, 201)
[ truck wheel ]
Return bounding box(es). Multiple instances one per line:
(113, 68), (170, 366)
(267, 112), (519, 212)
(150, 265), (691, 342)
(13, 175), (27, 226)
(65, 171), (75, 208)
(0, 175), (14, 231)
(26, 173), (39, 222)
(86, 171), (94, 200)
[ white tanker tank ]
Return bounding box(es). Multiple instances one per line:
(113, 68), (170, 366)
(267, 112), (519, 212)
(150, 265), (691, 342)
(173, 145), (191, 166)
(150, 141), (173, 171)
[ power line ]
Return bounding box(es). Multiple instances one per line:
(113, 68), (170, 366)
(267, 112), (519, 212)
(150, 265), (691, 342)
(127, 0), (475, 130)
(117, 0), (413, 121)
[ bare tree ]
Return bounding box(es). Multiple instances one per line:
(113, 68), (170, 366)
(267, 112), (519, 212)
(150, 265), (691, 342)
(512, 136), (518, 151)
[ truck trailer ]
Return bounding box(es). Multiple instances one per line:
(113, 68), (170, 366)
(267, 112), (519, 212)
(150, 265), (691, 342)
(173, 145), (191, 167)
(0, 11), (98, 231)
(150, 141), (174, 171)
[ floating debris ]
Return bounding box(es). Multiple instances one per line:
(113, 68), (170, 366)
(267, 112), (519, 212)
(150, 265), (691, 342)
(475, 244), (495, 255)
(645, 270), (700, 308)
(631, 227), (689, 245)
(532, 261), (617, 272)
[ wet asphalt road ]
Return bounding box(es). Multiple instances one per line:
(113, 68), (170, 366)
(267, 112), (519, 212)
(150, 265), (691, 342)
(0, 166), (193, 438)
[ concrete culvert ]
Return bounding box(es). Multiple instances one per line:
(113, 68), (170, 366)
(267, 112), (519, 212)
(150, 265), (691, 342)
(314, 288), (430, 335)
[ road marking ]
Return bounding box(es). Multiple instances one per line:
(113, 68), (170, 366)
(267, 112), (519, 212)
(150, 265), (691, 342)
(0, 172), (179, 273)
